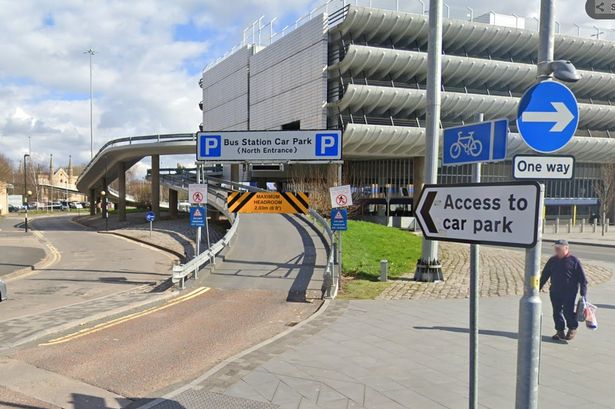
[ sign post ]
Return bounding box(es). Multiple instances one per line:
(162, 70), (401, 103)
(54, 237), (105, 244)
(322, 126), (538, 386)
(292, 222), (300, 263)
(513, 155), (575, 180)
(145, 211), (155, 237)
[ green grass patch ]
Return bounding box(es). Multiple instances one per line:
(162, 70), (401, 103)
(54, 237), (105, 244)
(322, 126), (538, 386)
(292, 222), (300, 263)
(338, 220), (422, 299)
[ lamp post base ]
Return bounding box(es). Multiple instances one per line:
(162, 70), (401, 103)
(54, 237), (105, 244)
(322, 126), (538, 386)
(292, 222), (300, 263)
(414, 258), (443, 282)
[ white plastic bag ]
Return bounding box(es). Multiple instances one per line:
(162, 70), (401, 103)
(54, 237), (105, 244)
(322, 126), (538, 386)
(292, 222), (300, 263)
(585, 302), (598, 330)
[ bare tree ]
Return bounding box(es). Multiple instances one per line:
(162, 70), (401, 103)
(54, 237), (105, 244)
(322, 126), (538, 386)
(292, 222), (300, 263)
(593, 163), (615, 236)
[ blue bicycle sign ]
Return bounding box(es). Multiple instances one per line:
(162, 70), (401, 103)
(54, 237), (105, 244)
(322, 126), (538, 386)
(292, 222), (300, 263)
(443, 119), (508, 166)
(449, 131), (483, 159)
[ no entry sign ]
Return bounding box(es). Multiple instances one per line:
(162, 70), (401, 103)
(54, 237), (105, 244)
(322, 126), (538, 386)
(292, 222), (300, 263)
(415, 182), (542, 248)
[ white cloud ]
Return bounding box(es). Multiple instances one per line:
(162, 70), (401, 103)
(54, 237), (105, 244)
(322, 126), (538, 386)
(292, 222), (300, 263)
(0, 0), (609, 177)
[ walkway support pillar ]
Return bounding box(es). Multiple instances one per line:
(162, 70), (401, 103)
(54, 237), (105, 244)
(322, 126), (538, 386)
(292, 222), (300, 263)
(89, 188), (96, 215)
(169, 189), (178, 219)
(118, 162), (127, 222)
(412, 156), (425, 218)
(151, 154), (160, 218)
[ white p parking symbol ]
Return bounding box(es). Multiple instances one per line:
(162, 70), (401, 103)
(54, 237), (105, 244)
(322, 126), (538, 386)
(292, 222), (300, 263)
(316, 133), (339, 157)
(199, 135), (221, 158)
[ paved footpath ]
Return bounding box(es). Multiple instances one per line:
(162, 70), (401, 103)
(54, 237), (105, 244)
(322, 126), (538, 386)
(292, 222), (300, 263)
(0, 215), (176, 351)
(143, 263), (615, 408)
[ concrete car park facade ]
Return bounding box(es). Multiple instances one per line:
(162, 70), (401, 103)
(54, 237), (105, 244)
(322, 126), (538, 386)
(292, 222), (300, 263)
(200, 1), (615, 221)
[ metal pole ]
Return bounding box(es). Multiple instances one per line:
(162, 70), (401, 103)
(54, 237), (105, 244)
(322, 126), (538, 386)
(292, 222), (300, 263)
(537, 0), (555, 79)
(515, 185), (544, 409)
(416, 0), (444, 282)
(85, 49), (95, 159)
(24, 154), (29, 233)
(469, 113), (483, 409)
(195, 164), (202, 279)
(149, 220), (152, 237)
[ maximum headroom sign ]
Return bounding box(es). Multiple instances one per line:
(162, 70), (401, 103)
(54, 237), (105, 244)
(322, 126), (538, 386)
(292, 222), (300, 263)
(416, 182), (542, 248)
(197, 130), (342, 162)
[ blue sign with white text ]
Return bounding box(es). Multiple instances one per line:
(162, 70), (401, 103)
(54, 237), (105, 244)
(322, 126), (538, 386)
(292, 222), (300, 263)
(443, 119), (508, 165)
(330, 208), (348, 231)
(145, 211), (155, 222)
(516, 81), (579, 153)
(190, 206), (206, 227)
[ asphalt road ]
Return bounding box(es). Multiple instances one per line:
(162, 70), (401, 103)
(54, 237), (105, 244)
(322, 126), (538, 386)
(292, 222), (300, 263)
(0, 215), (174, 322)
(12, 287), (320, 403)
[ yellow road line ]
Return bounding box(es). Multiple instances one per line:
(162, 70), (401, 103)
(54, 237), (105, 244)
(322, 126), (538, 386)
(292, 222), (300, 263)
(39, 287), (210, 346)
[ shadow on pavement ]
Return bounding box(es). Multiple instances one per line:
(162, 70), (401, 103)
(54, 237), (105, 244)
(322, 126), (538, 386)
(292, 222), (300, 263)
(414, 325), (561, 343)
(593, 303), (615, 310)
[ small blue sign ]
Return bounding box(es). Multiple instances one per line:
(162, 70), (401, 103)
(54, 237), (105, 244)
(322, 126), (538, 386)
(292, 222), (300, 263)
(145, 211), (155, 222)
(443, 119), (508, 165)
(516, 81), (579, 153)
(330, 208), (348, 231)
(315, 133), (340, 157)
(190, 206), (206, 227)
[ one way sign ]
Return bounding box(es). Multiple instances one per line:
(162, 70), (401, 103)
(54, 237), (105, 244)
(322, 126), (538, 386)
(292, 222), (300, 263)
(415, 182), (542, 248)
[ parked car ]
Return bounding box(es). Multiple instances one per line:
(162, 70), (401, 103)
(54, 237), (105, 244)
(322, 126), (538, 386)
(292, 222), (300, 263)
(47, 202), (65, 210)
(8, 204), (19, 213)
(0, 279), (7, 302)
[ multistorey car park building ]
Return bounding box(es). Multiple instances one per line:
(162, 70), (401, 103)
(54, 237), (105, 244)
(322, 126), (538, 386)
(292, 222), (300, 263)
(200, 1), (615, 221)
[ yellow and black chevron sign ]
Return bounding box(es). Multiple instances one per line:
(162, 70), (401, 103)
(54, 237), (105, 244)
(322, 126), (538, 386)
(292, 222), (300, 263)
(227, 191), (309, 214)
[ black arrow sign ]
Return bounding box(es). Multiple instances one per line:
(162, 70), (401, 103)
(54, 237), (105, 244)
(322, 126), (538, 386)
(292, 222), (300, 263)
(420, 190), (438, 234)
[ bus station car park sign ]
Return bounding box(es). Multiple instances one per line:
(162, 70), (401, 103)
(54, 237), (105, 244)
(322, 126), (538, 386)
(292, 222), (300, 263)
(197, 130), (342, 162)
(416, 182), (541, 248)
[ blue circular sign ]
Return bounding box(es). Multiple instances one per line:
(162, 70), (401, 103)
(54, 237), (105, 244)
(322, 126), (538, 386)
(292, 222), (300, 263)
(516, 81), (579, 153)
(145, 211), (155, 222)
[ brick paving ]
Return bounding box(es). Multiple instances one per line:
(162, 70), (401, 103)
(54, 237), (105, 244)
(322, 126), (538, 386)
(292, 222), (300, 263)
(378, 242), (612, 300)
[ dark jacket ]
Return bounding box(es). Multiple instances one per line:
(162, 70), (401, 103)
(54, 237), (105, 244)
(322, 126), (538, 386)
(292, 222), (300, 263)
(540, 254), (588, 297)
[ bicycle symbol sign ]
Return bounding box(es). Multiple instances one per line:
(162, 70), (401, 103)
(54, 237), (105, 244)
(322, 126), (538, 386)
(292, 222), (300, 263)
(449, 131), (483, 159)
(443, 119), (508, 166)
(192, 192), (203, 203)
(336, 194), (348, 206)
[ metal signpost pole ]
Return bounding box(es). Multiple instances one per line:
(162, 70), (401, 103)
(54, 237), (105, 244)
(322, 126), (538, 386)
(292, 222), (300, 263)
(195, 164), (202, 279)
(515, 1), (552, 407)
(469, 113), (483, 409)
(515, 185), (544, 409)
(149, 220), (152, 237)
(415, 0), (444, 281)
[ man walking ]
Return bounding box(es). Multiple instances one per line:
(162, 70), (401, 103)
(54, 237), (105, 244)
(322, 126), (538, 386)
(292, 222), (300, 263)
(540, 239), (588, 341)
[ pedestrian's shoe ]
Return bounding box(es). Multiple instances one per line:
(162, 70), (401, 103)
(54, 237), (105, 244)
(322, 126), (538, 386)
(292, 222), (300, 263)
(552, 330), (566, 340)
(565, 329), (577, 341)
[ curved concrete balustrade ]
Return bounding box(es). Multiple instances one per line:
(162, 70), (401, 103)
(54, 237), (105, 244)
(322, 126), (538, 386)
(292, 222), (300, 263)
(331, 45), (615, 100)
(331, 6), (615, 70)
(343, 123), (615, 161)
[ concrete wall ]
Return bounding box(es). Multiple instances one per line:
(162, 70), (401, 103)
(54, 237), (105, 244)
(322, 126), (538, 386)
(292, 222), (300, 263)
(249, 15), (328, 130)
(202, 45), (253, 131)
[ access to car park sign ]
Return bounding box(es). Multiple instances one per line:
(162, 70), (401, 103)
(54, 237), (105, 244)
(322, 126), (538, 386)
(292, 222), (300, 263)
(513, 155), (575, 180)
(226, 191), (309, 214)
(415, 182), (542, 248)
(196, 130), (342, 162)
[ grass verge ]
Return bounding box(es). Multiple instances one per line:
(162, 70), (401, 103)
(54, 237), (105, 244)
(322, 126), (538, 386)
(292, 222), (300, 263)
(337, 220), (422, 299)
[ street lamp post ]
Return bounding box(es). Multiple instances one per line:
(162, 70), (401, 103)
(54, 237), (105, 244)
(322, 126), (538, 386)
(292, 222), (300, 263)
(23, 154), (30, 232)
(100, 190), (108, 231)
(84, 48), (96, 159)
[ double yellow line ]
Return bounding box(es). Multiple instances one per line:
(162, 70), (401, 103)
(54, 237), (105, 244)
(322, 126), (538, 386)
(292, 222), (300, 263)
(40, 287), (210, 346)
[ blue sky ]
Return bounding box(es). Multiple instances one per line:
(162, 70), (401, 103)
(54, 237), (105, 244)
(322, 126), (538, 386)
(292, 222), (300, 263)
(0, 0), (609, 175)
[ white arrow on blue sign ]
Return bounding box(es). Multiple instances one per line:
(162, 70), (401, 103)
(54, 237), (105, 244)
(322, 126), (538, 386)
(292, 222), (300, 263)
(516, 81), (579, 153)
(442, 119), (508, 166)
